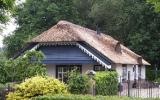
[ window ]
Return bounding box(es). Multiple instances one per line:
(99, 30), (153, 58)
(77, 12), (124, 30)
(122, 64), (127, 82)
(56, 65), (82, 83)
(138, 65), (142, 80)
(133, 65), (137, 80)
(94, 65), (105, 71)
(133, 65), (136, 72)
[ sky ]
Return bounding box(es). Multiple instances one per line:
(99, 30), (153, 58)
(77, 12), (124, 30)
(0, 18), (17, 47)
(0, 0), (25, 47)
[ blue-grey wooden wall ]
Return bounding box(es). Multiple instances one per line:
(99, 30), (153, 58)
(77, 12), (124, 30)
(37, 44), (112, 65)
(38, 45), (97, 64)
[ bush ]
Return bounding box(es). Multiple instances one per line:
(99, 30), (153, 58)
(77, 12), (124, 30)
(94, 71), (118, 96)
(0, 83), (4, 90)
(32, 94), (158, 100)
(0, 82), (16, 100)
(0, 51), (46, 83)
(0, 82), (16, 92)
(146, 69), (155, 81)
(155, 77), (160, 83)
(67, 71), (90, 94)
(146, 69), (160, 81)
(7, 76), (68, 100)
(0, 83), (5, 99)
(0, 61), (6, 83)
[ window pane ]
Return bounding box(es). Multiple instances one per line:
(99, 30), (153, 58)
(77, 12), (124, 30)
(138, 65), (141, 79)
(122, 64), (127, 82)
(56, 65), (82, 83)
(94, 65), (105, 71)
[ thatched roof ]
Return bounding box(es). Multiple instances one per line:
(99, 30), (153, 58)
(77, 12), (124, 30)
(32, 20), (150, 65)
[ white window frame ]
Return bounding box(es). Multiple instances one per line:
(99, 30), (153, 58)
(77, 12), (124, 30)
(56, 65), (82, 82)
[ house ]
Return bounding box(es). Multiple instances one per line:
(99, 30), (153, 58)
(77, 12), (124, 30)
(16, 20), (150, 83)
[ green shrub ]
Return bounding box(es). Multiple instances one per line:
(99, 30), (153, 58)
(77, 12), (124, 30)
(155, 77), (160, 83)
(0, 51), (46, 84)
(0, 82), (17, 100)
(32, 94), (158, 100)
(0, 83), (4, 90)
(0, 61), (6, 83)
(94, 71), (118, 96)
(7, 76), (68, 100)
(0, 83), (4, 100)
(146, 69), (160, 81)
(146, 69), (155, 81)
(67, 71), (90, 94)
(0, 82), (16, 92)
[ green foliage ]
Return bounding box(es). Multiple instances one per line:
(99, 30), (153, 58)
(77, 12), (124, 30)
(0, 60), (6, 83)
(94, 71), (118, 96)
(6, 76), (68, 100)
(0, 82), (16, 92)
(3, 0), (160, 71)
(146, 69), (156, 81)
(128, 29), (160, 68)
(75, 0), (160, 69)
(155, 77), (160, 83)
(90, 0), (128, 41)
(0, 51), (46, 83)
(0, 49), (6, 62)
(146, 69), (160, 81)
(0, 83), (5, 100)
(0, 0), (15, 25)
(3, 0), (85, 58)
(67, 71), (90, 94)
(0, 83), (4, 90)
(32, 94), (159, 100)
(147, 0), (160, 12)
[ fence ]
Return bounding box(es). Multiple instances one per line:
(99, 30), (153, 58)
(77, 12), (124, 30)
(118, 71), (160, 98)
(1, 71), (160, 99)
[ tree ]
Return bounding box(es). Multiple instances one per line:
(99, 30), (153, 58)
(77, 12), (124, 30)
(87, 0), (160, 67)
(147, 0), (160, 12)
(127, 1), (160, 68)
(3, 0), (160, 70)
(0, 48), (6, 62)
(0, 0), (15, 31)
(88, 0), (150, 43)
(3, 0), (84, 58)
(0, 51), (46, 83)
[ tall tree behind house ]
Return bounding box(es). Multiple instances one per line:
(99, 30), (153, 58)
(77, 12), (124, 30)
(3, 0), (160, 69)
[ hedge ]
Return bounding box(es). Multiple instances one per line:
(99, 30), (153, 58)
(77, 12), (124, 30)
(67, 71), (90, 94)
(32, 95), (131, 100)
(32, 95), (160, 100)
(94, 71), (118, 96)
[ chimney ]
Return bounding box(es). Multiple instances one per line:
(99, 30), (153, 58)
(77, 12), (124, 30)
(115, 41), (122, 53)
(96, 24), (101, 35)
(137, 56), (143, 64)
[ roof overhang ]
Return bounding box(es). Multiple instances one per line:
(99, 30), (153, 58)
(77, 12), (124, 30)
(30, 42), (112, 69)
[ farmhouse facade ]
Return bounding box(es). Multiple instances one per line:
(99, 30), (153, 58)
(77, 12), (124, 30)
(17, 20), (150, 82)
